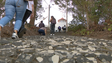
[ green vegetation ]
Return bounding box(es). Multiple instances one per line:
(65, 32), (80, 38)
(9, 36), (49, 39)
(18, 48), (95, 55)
(108, 24), (112, 31)
(68, 24), (95, 36)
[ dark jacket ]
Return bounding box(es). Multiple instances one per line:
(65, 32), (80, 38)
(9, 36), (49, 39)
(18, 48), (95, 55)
(39, 23), (45, 28)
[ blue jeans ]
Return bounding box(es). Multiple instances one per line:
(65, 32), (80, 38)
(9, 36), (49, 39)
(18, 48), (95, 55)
(38, 29), (45, 35)
(0, 0), (27, 31)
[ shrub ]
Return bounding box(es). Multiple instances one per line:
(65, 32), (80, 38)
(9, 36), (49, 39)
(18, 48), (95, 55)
(80, 29), (86, 35)
(68, 24), (85, 32)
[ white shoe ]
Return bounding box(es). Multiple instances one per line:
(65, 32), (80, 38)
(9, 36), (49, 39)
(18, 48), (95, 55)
(50, 34), (52, 36)
(12, 32), (18, 39)
(53, 34), (55, 36)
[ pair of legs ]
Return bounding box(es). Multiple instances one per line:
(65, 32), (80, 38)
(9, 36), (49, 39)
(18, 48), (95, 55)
(63, 28), (66, 32)
(17, 9), (32, 38)
(38, 29), (45, 35)
(18, 9), (32, 33)
(50, 23), (55, 34)
(58, 29), (61, 32)
(20, 9), (32, 28)
(0, 0), (27, 38)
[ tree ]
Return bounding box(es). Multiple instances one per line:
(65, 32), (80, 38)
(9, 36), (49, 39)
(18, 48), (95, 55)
(0, 0), (5, 18)
(53, 0), (92, 29)
(52, 0), (112, 30)
(29, 0), (43, 27)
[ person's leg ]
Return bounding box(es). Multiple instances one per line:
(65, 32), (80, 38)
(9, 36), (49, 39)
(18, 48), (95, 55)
(59, 29), (60, 32)
(14, 0), (27, 32)
(38, 29), (45, 35)
(17, 9), (32, 38)
(12, 0), (27, 39)
(38, 29), (42, 35)
(64, 28), (66, 32)
(21, 9), (32, 27)
(50, 24), (53, 34)
(0, 0), (15, 27)
(52, 24), (55, 34)
(58, 28), (60, 32)
(0, 0), (15, 39)
(42, 30), (45, 35)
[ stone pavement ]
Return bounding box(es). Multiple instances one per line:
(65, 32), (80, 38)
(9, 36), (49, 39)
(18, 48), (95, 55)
(0, 36), (112, 63)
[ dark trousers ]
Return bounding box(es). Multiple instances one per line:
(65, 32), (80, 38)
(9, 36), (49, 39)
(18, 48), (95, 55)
(58, 29), (61, 32)
(50, 23), (55, 34)
(38, 29), (45, 35)
(18, 9), (32, 32)
(63, 28), (66, 32)
(22, 9), (32, 27)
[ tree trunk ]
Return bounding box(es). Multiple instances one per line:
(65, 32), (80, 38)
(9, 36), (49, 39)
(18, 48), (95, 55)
(29, 0), (37, 27)
(86, 12), (89, 30)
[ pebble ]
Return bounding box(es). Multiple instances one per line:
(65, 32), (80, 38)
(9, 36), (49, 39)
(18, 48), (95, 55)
(0, 36), (111, 63)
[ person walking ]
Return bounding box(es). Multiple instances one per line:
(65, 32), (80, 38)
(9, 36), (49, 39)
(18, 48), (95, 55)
(0, 0), (28, 39)
(50, 16), (56, 35)
(58, 26), (61, 32)
(17, 0), (34, 38)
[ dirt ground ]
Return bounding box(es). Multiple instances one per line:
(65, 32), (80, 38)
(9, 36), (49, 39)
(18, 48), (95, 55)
(1, 25), (39, 38)
(1, 25), (112, 40)
(80, 31), (112, 40)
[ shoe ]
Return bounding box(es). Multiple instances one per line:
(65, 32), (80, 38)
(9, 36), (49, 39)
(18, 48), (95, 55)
(53, 34), (55, 36)
(12, 32), (18, 39)
(17, 27), (26, 38)
(50, 34), (52, 35)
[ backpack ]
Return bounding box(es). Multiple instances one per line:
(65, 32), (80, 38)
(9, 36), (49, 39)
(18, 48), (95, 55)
(51, 19), (56, 24)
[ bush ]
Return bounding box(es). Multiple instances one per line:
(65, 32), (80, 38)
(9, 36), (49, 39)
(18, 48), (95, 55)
(68, 24), (85, 32)
(68, 24), (95, 36)
(80, 29), (86, 35)
(107, 24), (112, 31)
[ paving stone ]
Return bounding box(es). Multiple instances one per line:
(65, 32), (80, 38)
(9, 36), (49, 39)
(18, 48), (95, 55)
(0, 36), (111, 63)
(52, 55), (59, 63)
(36, 57), (43, 62)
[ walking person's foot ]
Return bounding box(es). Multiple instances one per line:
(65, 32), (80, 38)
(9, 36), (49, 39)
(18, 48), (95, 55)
(53, 34), (55, 36)
(12, 32), (18, 39)
(50, 34), (52, 36)
(17, 27), (26, 38)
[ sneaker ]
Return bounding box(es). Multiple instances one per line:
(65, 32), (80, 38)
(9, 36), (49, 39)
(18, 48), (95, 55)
(17, 27), (26, 38)
(53, 34), (55, 36)
(50, 34), (52, 36)
(12, 32), (18, 39)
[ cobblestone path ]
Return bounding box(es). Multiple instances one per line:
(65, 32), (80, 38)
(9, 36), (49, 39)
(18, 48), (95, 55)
(0, 35), (112, 63)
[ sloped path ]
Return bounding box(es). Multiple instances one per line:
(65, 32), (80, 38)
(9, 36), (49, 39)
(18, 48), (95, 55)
(0, 34), (112, 63)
